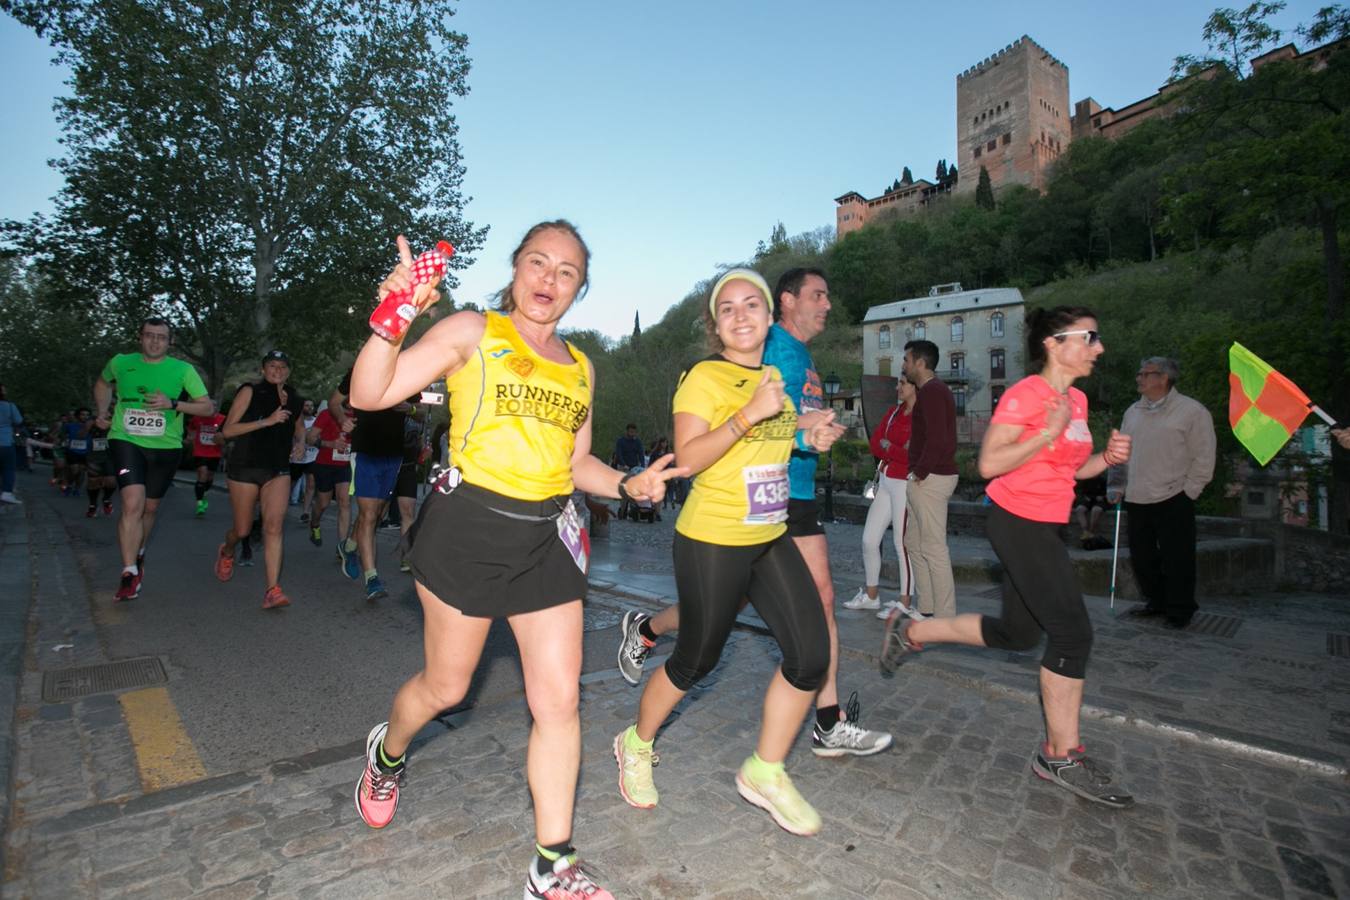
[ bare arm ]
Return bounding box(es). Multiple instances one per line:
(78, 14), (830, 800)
(93, 376), (114, 429)
(571, 359), (686, 500)
(221, 387), (292, 439)
(350, 310), (484, 410)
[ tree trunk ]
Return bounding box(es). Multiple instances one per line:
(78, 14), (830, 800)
(1318, 197), (1348, 534)
(253, 235), (276, 356)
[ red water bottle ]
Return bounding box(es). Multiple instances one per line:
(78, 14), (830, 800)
(369, 240), (456, 341)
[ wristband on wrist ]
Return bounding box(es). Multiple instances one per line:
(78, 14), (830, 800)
(617, 472), (634, 502)
(733, 410), (752, 436)
(795, 429), (811, 451)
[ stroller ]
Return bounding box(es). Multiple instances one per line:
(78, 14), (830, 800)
(623, 465), (660, 523)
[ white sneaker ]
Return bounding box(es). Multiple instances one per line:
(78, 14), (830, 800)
(876, 600), (927, 621)
(875, 600), (901, 620)
(842, 587), (880, 610)
(0, 492), (21, 505)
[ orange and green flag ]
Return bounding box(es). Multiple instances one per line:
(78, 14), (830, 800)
(1228, 343), (1312, 466)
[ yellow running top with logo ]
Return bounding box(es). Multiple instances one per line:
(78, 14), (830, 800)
(674, 356), (798, 546)
(445, 311), (592, 501)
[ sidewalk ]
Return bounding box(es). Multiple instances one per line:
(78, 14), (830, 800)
(3, 490), (1349, 898)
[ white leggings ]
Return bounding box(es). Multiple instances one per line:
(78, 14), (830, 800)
(861, 474), (913, 595)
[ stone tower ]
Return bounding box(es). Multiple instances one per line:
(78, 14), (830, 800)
(955, 35), (1070, 196)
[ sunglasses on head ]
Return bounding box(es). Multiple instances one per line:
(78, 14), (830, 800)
(1052, 329), (1100, 346)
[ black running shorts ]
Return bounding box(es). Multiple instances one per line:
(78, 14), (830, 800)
(786, 498), (825, 537)
(107, 439), (181, 500)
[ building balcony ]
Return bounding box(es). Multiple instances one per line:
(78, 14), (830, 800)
(940, 366), (972, 383)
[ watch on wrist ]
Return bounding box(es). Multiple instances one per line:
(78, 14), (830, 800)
(617, 472), (634, 502)
(170, 398), (178, 411)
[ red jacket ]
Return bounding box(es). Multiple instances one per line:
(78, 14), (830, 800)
(869, 404), (913, 480)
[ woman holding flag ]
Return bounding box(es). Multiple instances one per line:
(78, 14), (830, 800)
(881, 305), (1135, 809)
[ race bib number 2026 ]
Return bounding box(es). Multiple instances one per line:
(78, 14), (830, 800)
(122, 408), (166, 437)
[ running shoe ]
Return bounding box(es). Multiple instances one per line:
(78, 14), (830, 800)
(365, 575), (388, 602)
(309, 526), (322, 547)
(299, 511), (309, 523)
(86, 505), (97, 518)
(879, 610), (923, 677)
(262, 585), (291, 610)
(101, 501), (113, 516)
(613, 728), (659, 809)
(114, 570), (141, 602)
(399, 556), (411, 573)
(812, 692), (893, 758)
(1032, 744), (1134, 809)
(0, 492), (20, 505)
(136, 550), (146, 574)
(876, 600), (928, 621)
(195, 499), (208, 517)
(337, 542), (360, 580)
(842, 587), (880, 610)
(735, 757), (821, 836)
(214, 543), (234, 582)
(239, 541), (254, 567)
(525, 854), (614, 900)
(353, 722), (403, 828)
(616, 610), (654, 686)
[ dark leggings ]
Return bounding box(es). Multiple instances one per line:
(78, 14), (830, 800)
(665, 531), (829, 693)
(981, 501), (1094, 680)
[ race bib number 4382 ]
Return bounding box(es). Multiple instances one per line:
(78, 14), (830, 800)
(742, 463), (789, 526)
(122, 408), (166, 437)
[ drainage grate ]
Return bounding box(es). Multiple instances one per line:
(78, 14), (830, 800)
(41, 657), (168, 702)
(1330, 633), (1350, 659)
(1255, 656), (1321, 672)
(1183, 612), (1243, 639)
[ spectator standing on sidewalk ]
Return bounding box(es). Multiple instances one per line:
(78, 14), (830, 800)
(902, 339), (959, 617)
(0, 384), (23, 504)
(1108, 357), (1216, 629)
(614, 423), (644, 519)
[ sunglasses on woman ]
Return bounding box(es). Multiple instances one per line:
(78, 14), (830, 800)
(1052, 329), (1101, 346)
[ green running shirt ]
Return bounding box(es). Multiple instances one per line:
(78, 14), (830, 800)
(100, 353), (208, 450)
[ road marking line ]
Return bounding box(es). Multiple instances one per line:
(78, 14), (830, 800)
(118, 686), (208, 791)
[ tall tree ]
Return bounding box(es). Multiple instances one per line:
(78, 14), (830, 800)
(901, 166), (913, 185)
(974, 166), (996, 210)
(3, 0), (486, 392)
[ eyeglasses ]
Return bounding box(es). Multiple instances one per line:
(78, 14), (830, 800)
(1052, 330), (1100, 346)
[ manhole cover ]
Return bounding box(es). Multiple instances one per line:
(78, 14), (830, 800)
(1329, 633), (1350, 658)
(41, 657), (167, 702)
(583, 608), (623, 633)
(1185, 612), (1242, 638)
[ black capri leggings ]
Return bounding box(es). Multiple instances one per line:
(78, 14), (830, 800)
(665, 531), (830, 693)
(981, 501), (1094, 680)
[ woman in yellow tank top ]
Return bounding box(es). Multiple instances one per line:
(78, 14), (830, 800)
(346, 221), (686, 899)
(613, 269), (847, 838)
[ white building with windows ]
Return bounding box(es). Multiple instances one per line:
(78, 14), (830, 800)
(862, 283), (1025, 443)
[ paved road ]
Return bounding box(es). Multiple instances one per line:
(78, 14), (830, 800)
(2, 471), (1348, 898)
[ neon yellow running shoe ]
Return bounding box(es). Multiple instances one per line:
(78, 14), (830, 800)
(735, 757), (821, 836)
(613, 728), (659, 809)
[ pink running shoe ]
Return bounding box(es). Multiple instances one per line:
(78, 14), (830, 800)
(214, 544), (234, 582)
(525, 854), (614, 899)
(354, 722), (403, 828)
(262, 586), (290, 609)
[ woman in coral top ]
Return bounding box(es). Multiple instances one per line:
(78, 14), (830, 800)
(881, 305), (1135, 810)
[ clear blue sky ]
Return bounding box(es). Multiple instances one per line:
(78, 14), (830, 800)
(0, 1), (1328, 339)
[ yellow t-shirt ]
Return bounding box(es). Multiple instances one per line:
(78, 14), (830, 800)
(674, 357), (798, 546)
(446, 311), (592, 500)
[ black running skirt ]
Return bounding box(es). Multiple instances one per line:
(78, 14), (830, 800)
(406, 482), (588, 618)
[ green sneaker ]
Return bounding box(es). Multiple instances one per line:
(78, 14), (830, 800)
(735, 757), (821, 836)
(309, 526), (322, 546)
(613, 728), (658, 809)
(195, 498), (208, 517)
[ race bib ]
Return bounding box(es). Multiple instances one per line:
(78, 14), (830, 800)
(67, 438), (89, 453)
(122, 408), (166, 437)
(331, 445), (352, 463)
(92, 438), (109, 452)
(557, 499), (590, 573)
(198, 430), (217, 446)
(742, 463), (789, 526)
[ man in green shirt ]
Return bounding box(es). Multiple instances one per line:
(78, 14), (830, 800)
(94, 318), (215, 601)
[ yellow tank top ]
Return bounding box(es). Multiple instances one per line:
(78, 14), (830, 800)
(674, 356), (798, 546)
(445, 311), (592, 500)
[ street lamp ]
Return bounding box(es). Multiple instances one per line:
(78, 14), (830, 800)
(822, 372), (840, 522)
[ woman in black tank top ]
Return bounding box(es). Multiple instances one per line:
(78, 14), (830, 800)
(216, 351), (306, 610)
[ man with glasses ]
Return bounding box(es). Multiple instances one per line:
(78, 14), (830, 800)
(94, 318), (215, 601)
(1107, 357), (1216, 628)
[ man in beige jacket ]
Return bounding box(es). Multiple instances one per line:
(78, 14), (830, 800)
(1107, 357), (1216, 628)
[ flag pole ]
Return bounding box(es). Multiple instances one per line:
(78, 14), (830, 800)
(1310, 405), (1339, 428)
(1109, 501), (1122, 611)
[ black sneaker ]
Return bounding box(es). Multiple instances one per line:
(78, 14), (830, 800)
(240, 541), (254, 566)
(1031, 745), (1134, 808)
